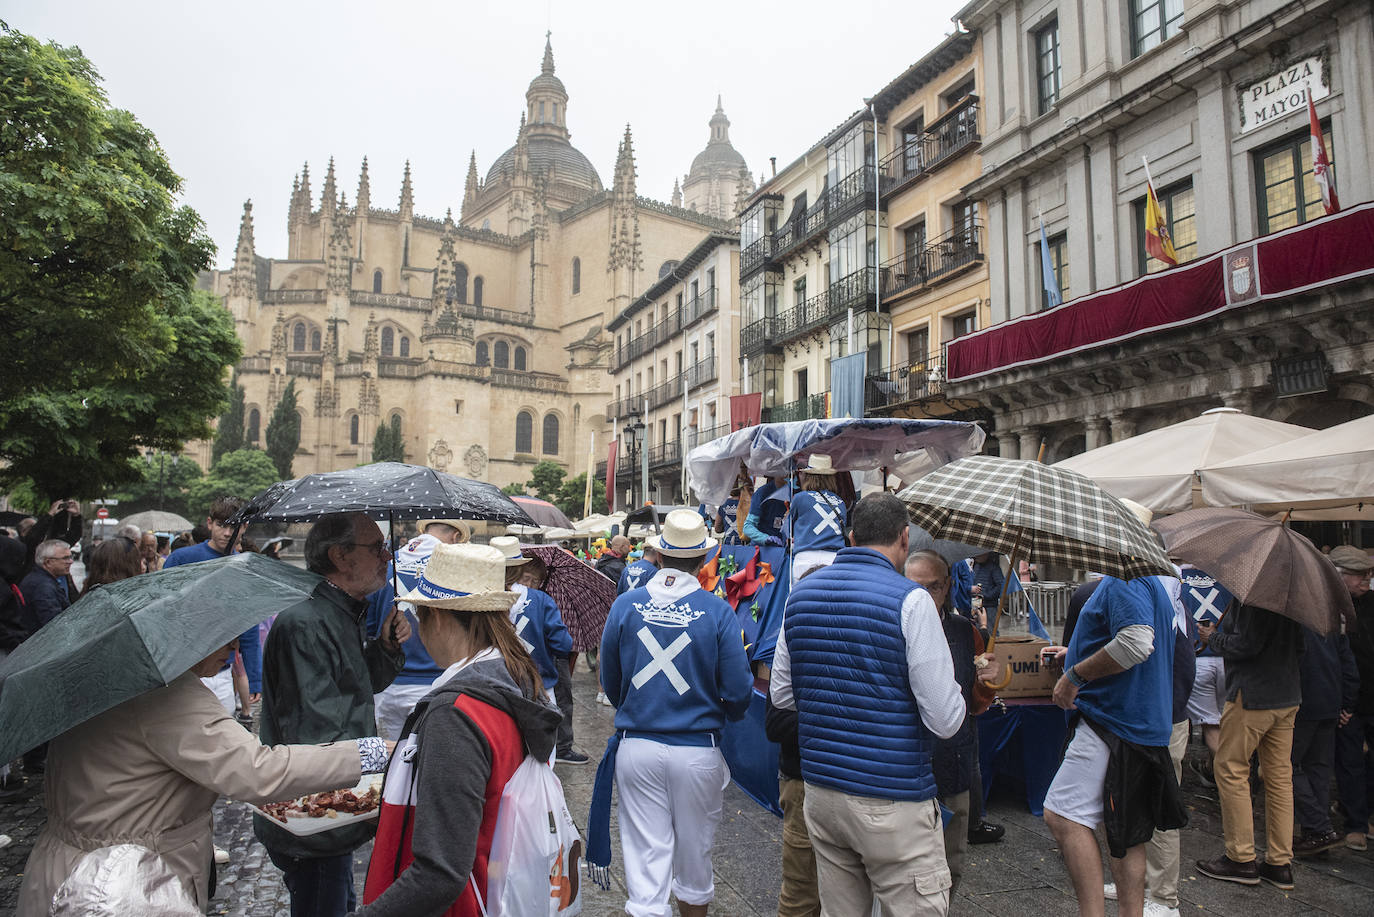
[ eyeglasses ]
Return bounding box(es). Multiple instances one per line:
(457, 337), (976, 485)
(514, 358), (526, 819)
(349, 541), (390, 559)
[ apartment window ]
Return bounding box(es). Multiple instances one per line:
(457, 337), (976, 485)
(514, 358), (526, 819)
(943, 77), (976, 109)
(906, 326), (930, 363)
(706, 268), (715, 292)
(690, 279), (699, 303)
(1135, 180), (1197, 274)
(951, 200), (977, 248)
(947, 310), (977, 340)
(1131, 0), (1184, 57)
(901, 115), (925, 175)
(795, 368), (809, 400)
(904, 221), (927, 275)
(794, 276), (807, 305)
(1255, 125), (1335, 234)
(1036, 20), (1062, 115)
(1043, 232), (1070, 309)
(706, 332), (715, 358)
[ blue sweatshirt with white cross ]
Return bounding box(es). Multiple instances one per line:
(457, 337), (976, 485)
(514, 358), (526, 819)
(600, 568), (753, 742)
(786, 490), (847, 554)
(510, 584), (572, 690)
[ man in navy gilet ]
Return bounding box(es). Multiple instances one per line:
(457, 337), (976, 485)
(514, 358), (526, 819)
(771, 493), (964, 915)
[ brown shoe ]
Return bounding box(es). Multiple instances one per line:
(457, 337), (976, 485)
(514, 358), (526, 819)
(1293, 829), (1343, 857)
(1347, 832), (1368, 851)
(1196, 854), (1260, 885)
(1259, 862), (1293, 890)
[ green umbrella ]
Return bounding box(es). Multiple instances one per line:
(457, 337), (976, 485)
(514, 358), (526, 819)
(0, 552), (323, 762)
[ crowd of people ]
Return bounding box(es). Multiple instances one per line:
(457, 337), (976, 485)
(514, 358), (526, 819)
(2, 469), (1372, 917)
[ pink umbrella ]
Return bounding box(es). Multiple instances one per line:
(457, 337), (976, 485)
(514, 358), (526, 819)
(510, 496), (574, 529)
(520, 544), (615, 651)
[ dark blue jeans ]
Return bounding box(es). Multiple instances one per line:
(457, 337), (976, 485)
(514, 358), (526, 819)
(266, 850), (356, 917)
(1336, 713), (1374, 833)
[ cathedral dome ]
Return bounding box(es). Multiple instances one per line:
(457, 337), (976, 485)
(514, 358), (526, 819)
(687, 97), (748, 181)
(485, 136), (603, 191)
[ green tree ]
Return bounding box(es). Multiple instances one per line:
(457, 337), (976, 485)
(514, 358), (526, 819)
(264, 380), (300, 479)
(555, 472), (607, 519)
(501, 482), (527, 497)
(187, 449), (280, 512)
(370, 422), (405, 463)
(528, 460), (566, 502)
(211, 379), (246, 465)
(0, 31), (238, 498)
(111, 453), (205, 519)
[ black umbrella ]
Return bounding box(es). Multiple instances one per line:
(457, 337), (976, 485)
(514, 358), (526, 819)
(0, 553), (323, 762)
(228, 462), (535, 526)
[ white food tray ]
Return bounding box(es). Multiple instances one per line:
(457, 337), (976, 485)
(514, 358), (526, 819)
(247, 775), (384, 837)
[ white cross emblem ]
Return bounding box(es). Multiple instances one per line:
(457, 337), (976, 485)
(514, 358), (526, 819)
(514, 614), (535, 653)
(626, 572), (644, 589)
(812, 503), (841, 537)
(1189, 587), (1222, 621)
(630, 627), (692, 695)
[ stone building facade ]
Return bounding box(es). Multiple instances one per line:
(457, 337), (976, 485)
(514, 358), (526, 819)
(199, 38), (733, 489)
(948, 0), (1374, 457)
(676, 98), (755, 220)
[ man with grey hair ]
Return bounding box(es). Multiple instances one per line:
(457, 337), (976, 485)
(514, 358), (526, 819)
(256, 512), (410, 915)
(18, 540), (75, 633)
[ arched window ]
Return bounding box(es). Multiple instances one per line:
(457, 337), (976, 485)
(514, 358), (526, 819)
(476, 341), (489, 366)
(493, 340), (509, 368)
(247, 409), (261, 443)
(293, 322), (306, 352)
(372, 269), (383, 293)
(473, 276), (484, 306)
(399, 336), (410, 357)
(390, 413), (402, 437)
(381, 326), (394, 357)
(542, 414), (560, 455)
(515, 411), (533, 453)
(310, 329), (321, 351)
(514, 346), (527, 371)
(349, 414), (359, 444)
(454, 263), (469, 305)
(571, 257), (581, 295)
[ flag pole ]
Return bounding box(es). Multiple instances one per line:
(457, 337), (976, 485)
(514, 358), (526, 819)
(1141, 154), (1156, 193)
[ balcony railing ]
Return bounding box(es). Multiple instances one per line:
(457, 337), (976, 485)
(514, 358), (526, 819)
(491, 370), (567, 393)
(648, 439), (682, 468)
(766, 393), (829, 424)
(864, 352), (947, 414)
(740, 235), (775, 278)
(682, 287), (718, 327)
(686, 422), (731, 449)
(458, 303), (536, 326)
(771, 197), (829, 262)
(606, 395), (642, 420)
(775, 287), (842, 343)
(263, 289), (326, 305)
(285, 358), (321, 377)
(880, 222), (985, 300)
(740, 316), (778, 356)
(352, 291), (431, 312)
(824, 166), (888, 225)
(685, 356), (717, 391)
(612, 307), (683, 371)
(881, 97), (981, 194)
(644, 374), (686, 411)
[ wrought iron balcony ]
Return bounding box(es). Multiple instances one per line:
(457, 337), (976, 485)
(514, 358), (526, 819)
(824, 167), (888, 226)
(740, 235), (775, 279)
(686, 422), (731, 449)
(880, 97), (981, 195)
(740, 316), (779, 356)
(766, 392), (829, 424)
(646, 374), (686, 411)
(864, 352), (947, 414)
(682, 288), (718, 327)
(648, 439), (683, 468)
(605, 395), (642, 419)
(612, 307), (683, 371)
(771, 198), (828, 262)
(686, 356), (718, 391)
(880, 223), (985, 301)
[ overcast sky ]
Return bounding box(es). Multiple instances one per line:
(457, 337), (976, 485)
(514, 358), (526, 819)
(10, 0), (968, 268)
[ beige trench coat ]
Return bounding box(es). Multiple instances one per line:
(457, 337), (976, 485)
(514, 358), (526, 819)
(17, 671), (362, 915)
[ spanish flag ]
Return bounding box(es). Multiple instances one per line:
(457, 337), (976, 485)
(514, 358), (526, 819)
(1143, 159), (1177, 267)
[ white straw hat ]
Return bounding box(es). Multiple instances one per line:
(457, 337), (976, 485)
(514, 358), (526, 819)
(646, 509), (718, 558)
(800, 453), (835, 474)
(395, 543), (518, 611)
(488, 535), (531, 567)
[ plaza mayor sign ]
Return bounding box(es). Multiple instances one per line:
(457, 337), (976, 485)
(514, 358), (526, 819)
(1239, 53), (1330, 134)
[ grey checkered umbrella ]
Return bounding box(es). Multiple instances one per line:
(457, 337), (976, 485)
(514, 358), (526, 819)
(898, 456), (1173, 580)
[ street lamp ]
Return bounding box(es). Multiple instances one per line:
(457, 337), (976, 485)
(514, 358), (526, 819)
(625, 410), (646, 508)
(144, 450), (179, 511)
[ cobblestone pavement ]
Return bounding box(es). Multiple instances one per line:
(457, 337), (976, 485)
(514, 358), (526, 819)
(5, 663), (1374, 915)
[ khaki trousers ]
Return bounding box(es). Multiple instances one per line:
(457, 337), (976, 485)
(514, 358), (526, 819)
(778, 777), (821, 917)
(1144, 720), (1189, 907)
(941, 791), (970, 895)
(803, 782), (951, 917)
(1215, 697), (1298, 866)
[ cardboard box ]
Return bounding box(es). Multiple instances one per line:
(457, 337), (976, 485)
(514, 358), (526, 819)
(992, 635), (1057, 699)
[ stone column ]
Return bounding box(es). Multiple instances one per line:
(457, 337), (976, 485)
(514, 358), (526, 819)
(1084, 417), (1110, 451)
(996, 431), (1020, 460)
(1019, 428), (1044, 461)
(1108, 412), (1137, 442)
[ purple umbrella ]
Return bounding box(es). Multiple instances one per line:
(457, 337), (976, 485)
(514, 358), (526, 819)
(520, 544), (616, 651)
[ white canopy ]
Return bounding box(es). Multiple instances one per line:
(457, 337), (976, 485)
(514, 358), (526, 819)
(1199, 414), (1374, 519)
(1053, 408), (1313, 513)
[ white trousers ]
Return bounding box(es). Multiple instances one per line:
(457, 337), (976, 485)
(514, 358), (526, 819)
(201, 668), (235, 715)
(373, 683), (433, 742)
(615, 737), (729, 917)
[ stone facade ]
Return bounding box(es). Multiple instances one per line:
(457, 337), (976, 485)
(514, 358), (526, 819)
(679, 98), (755, 220)
(950, 0), (1374, 456)
(198, 38), (733, 490)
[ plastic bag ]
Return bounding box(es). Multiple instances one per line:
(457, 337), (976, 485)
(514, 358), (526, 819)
(479, 756), (583, 916)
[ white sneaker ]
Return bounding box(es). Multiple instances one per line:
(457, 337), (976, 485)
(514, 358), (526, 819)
(596, 691), (612, 707)
(0, 834), (12, 851)
(213, 846), (230, 865)
(1143, 899), (1180, 917)
(1103, 883), (1152, 902)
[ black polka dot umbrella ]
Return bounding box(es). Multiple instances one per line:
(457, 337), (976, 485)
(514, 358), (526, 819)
(227, 462), (536, 527)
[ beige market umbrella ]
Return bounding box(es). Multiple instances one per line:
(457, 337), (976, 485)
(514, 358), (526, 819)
(1199, 414), (1374, 520)
(1053, 408), (1312, 513)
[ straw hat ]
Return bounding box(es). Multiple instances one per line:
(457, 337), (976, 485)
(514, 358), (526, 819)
(800, 453), (836, 474)
(488, 535), (531, 567)
(396, 543), (518, 611)
(417, 519), (472, 544)
(646, 509), (718, 558)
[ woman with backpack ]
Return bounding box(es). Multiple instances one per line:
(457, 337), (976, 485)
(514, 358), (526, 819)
(356, 542), (562, 917)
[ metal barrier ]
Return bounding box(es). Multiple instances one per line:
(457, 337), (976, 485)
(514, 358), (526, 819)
(997, 581), (1079, 640)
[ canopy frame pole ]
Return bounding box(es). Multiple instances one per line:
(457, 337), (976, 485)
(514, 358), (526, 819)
(983, 525), (1023, 692)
